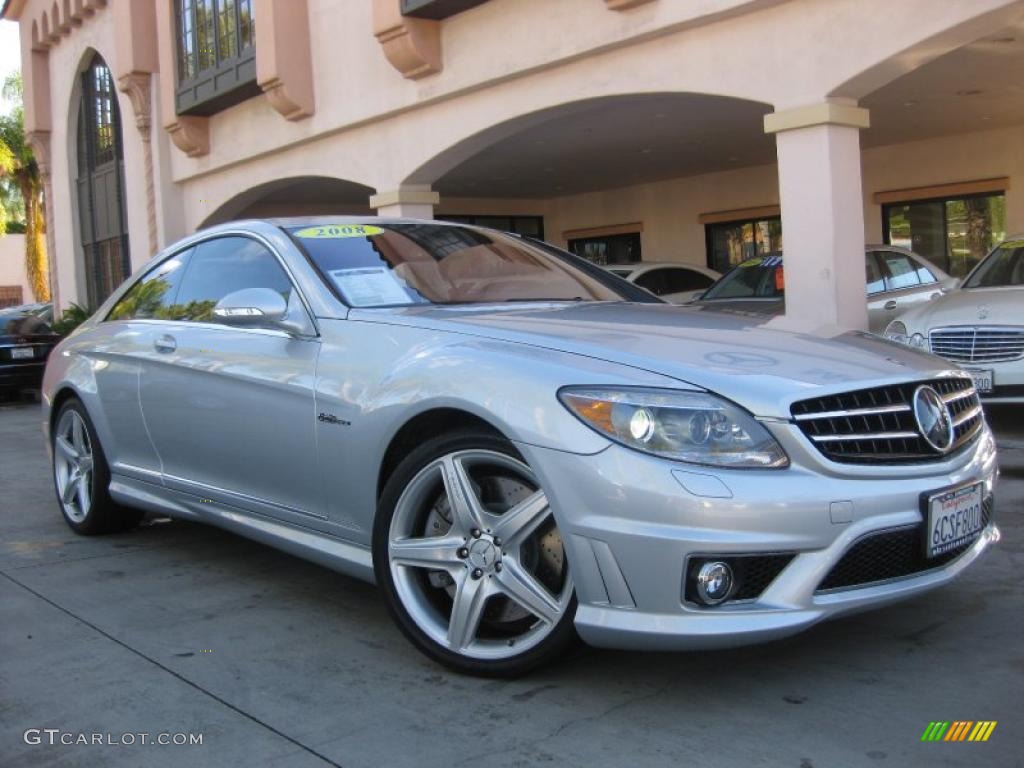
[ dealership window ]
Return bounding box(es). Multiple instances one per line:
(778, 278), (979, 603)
(705, 216), (782, 273)
(437, 215), (544, 239)
(175, 0), (258, 115)
(883, 192), (1006, 278)
(568, 233), (641, 265)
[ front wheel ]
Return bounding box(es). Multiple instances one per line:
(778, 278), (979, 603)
(374, 430), (576, 677)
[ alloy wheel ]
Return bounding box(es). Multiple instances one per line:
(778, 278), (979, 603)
(53, 409), (94, 523)
(387, 449), (572, 661)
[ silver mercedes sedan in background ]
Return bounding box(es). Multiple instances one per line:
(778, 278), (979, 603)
(42, 219), (999, 676)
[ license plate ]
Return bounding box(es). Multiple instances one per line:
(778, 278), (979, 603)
(965, 368), (993, 394)
(926, 483), (985, 558)
(9, 346), (34, 360)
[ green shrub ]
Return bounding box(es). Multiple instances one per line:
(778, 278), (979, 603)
(52, 303), (92, 336)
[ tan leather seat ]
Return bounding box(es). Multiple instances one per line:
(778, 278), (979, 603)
(393, 260), (451, 302)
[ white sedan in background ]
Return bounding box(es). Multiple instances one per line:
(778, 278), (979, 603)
(606, 262), (720, 303)
(885, 236), (1024, 403)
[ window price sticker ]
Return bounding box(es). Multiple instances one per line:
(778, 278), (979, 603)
(329, 267), (413, 306)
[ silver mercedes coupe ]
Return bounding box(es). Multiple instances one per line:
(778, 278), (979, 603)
(41, 219), (999, 676)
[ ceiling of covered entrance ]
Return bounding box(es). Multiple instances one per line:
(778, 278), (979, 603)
(862, 25), (1024, 148)
(435, 23), (1024, 201)
(434, 94), (776, 199)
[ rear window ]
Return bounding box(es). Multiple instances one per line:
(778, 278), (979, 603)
(285, 222), (630, 307)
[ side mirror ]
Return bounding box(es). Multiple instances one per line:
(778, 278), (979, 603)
(213, 288), (288, 328)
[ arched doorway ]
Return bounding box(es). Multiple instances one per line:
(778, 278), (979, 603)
(75, 53), (130, 308)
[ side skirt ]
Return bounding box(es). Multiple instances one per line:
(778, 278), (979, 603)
(108, 474), (376, 584)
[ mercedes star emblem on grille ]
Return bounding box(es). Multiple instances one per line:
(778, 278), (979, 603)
(912, 385), (954, 452)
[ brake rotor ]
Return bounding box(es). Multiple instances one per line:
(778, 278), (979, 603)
(422, 471), (565, 627)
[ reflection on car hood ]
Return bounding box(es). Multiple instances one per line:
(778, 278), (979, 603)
(383, 302), (953, 418)
(898, 286), (1024, 329)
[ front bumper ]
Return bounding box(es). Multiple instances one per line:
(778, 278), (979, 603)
(517, 424), (999, 651)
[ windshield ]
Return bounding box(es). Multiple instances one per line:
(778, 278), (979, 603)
(963, 240), (1024, 289)
(700, 255), (784, 300)
(286, 222), (634, 307)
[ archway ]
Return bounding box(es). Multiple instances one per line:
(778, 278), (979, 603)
(854, 18), (1024, 277)
(404, 93), (775, 269)
(405, 93), (774, 195)
(200, 176), (376, 229)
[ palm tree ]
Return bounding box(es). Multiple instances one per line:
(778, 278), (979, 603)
(0, 72), (49, 302)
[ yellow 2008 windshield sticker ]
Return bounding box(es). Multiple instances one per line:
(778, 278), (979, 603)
(293, 224), (384, 239)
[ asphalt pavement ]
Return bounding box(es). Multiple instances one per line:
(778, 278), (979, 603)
(1, 398), (1021, 768)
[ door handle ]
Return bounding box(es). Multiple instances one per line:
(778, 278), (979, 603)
(154, 334), (177, 353)
(884, 300), (898, 311)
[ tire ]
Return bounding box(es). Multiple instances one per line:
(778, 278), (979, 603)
(51, 398), (142, 535)
(374, 428), (577, 677)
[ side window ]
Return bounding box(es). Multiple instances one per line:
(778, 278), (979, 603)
(865, 252), (886, 296)
(634, 269), (668, 295)
(173, 237), (295, 323)
(909, 255), (937, 284)
(664, 268), (714, 293)
(107, 248), (194, 321)
(879, 250), (922, 291)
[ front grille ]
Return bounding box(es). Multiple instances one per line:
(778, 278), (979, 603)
(929, 326), (1024, 364)
(816, 496), (993, 592)
(684, 554), (794, 604)
(791, 376), (983, 464)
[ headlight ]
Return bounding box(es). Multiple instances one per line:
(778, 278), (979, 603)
(884, 321), (908, 344)
(883, 322), (928, 350)
(558, 387), (788, 468)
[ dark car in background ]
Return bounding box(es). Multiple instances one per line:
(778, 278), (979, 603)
(0, 305), (61, 396)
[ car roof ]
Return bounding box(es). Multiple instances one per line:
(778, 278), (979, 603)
(264, 216), (470, 228)
(608, 262), (720, 275)
(727, 245), (953, 280)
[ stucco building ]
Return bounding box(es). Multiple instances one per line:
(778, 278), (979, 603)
(3, 0), (1024, 330)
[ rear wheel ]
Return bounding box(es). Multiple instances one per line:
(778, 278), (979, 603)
(52, 398), (142, 535)
(374, 429), (576, 677)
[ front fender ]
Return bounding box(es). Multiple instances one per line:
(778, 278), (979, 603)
(312, 319), (688, 541)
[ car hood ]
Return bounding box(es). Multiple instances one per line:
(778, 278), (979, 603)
(690, 298), (783, 316)
(372, 302), (954, 418)
(898, 286), (1024, 330)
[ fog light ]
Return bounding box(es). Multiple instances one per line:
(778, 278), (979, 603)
(696, 561), (734, 605)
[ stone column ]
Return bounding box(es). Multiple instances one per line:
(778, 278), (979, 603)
(27, 131), (57, 309)
(765, 101), (870, 331)
(117, 73), (158, 258)
(369, 186), (440, 219)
